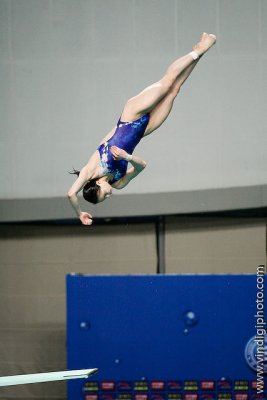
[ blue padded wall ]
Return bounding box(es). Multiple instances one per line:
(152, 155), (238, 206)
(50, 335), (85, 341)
(67, 275), (266, 400)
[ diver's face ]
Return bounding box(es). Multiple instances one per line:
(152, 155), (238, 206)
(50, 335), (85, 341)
(97, 182), (113, 203)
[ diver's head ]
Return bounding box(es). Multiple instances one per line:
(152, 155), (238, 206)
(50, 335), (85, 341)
(69, 169), (112, 204)
(83, 179), (112, 204)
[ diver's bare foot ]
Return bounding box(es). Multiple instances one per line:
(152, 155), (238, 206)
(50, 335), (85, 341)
(193, 33), (216, 56)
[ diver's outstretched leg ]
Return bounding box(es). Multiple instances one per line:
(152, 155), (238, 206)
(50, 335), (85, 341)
(121, 32), (216, 122)
(144, 59), (199, 136)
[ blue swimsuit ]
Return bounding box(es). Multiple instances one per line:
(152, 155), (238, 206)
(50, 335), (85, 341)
(97, 113), (150, 184)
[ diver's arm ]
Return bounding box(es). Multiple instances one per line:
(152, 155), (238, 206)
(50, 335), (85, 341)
(110, 146), (147, 189)
(127, 155), (147, 171)
(67, 166), (93, 225)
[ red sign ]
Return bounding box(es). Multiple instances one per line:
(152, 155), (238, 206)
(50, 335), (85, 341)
(134, 395), (148, 400)
(101, 382), (115, 391)
(200, 381), (215, 390)
(151, 381), (165, 390)
(184, 395), (198, 400)
(234, 395), (248, 400)
(85, 395), (98, 400)
(251, 381), (257, 390)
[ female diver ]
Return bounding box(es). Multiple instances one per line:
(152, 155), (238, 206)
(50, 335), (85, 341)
(68, 32), (216, 225)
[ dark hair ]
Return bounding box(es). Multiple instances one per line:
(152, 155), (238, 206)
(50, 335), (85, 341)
(69, 168), (100, 204)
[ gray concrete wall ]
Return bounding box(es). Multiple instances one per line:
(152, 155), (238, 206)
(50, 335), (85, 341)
(1, 184), (267, 222)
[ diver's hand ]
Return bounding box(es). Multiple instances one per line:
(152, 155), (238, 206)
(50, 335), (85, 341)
(110, 146), (129, 161)
(79, 212), (93, 226)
